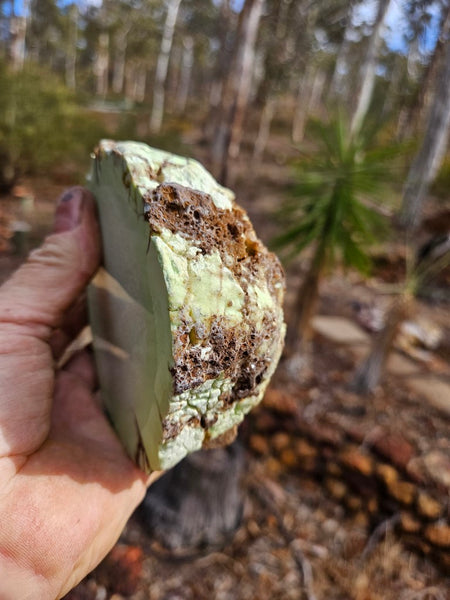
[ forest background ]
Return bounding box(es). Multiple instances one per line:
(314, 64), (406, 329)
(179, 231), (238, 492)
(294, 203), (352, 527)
(0, 1), (449, 598)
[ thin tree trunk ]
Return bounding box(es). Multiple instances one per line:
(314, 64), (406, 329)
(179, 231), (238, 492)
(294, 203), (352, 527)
(125, 63), (146, 103)
(398, 38), (450, 230)
(227, 0), (264, 160)
(203, 0), (233, 143)
(125, 62), (136, 101)
(292, 64), (315, 144)
(400, 5), (450, 140)
(292, 67), (325, 144)
(95, 31), (109, 98)
(352, 294), (413, 394)
(395, 40), (421, 140)
(166, 43), (182, 110)
(8, 15), (26, 71)
(175, 36), (193, 114)
(65, 3), (78, 90)
(253, 95), (276, 161)
(112, 27), (129, 95)
(308, 69), (325, 116)
(285, 241), (326, 357)
(329, 36), (350, 99)
(381, 51), (403, 119)
(150, 0), (182, 133)
(328, 2), (354, 101)
(135, 66), (146, 103)
(350, 0), (390, 137)
(210, 0), (264, 184)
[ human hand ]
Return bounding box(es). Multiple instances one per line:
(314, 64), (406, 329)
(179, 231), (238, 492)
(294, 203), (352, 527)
(0, 188), (151, 599)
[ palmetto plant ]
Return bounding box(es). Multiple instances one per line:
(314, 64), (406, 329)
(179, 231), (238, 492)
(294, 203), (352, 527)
(273, 116), (398, 357)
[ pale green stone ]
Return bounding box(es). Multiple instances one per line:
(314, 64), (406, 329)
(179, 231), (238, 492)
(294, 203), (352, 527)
(88, 140), (285, 472)
(154, 232), (245, 327)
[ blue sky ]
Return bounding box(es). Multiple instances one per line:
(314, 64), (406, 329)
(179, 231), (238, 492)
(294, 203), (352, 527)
(9, 0), (442, 55)
(352, 0), (441, 54)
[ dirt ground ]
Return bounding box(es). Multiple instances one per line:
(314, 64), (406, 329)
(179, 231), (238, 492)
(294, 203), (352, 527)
(0, 142), (449, 600)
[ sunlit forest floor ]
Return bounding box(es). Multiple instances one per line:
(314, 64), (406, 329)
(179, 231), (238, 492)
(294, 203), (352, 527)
(1, 122), (449, 600)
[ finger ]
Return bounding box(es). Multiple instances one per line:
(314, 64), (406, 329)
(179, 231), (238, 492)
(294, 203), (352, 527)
(50, 294), (89, 359)
(0, 187), (101, 339)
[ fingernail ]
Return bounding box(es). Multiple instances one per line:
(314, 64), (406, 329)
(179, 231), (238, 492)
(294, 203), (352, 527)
(54, 188), (86, 233)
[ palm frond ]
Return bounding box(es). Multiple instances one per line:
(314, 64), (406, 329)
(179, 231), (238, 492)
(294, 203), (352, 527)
(272, 113), (396, 273)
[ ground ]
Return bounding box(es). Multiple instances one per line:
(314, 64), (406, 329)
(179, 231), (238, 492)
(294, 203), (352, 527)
(0, 140), (449, 599)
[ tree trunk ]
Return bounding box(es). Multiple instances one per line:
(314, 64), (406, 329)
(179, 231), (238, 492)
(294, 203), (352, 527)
(398, 38), (450, 230)
(352, 294), (414, 394)
(350, 0), (390, 137)
(150, 0), (182, 134)
(125, 62), (136, 101)
(175, 36), (193, 114)
(380, 51), (403, 120)
(203, 0), (234, 142)
(137, 441), (245, 554)
(210, 0), (264, 184)
(285, 241), (326, 357)
(65, 3), (78, 90)
(253, 95), (276, 161)
(135, 65), (146, 103)
(112, 27), (129, 95)
(292, 64), (315, 144)
(400, 5), (450, 141)
(95, 31), (109, 98)
(328, 2), (354, 101)
(308, 69), (326, 116)
(227, 0), (264, 160)
(8, 15), (26, 71)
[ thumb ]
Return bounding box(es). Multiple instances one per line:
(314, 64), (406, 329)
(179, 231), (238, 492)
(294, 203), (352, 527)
(0, 187), (101, 337)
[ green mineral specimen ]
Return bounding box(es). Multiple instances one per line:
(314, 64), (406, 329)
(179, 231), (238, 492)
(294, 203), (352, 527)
(87, 140), (285, 472)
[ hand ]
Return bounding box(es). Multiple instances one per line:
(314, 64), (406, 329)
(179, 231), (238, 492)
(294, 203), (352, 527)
(0, 188), (150, 599)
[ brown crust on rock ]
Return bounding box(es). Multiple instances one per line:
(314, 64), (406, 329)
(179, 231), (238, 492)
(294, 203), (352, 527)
(203, 425), (239, 449)
(144, 184), (284, 295)
(144, 183), (256, 260)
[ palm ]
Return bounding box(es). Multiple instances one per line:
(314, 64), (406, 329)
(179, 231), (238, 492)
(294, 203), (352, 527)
(272, 116), (396, 354)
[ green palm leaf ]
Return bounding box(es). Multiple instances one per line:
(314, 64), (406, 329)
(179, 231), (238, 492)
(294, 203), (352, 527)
(272, 114), (401, 272)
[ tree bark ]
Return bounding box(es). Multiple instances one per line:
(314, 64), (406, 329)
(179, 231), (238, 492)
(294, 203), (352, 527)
(150, 0), (182, 133)
(350, 0), (391, 137)
(292, 64), (315, 144)
(8, 15), (27, 71)
(399, 5), (450, 141)
(328, 2), (354, 101)
(210, 0), (264, 184)
(227, 0), (264, 160)
(95, 31), (109, 98)
(135, 66), (146, 103)
(203, 0), (234, 142)
(112, 26), (129, 95)
(380, 51), (403, 120)
(175, 35), (193, 114)
(398, 38), (450, 230)
(285, 241), (326, 357)
(125, 62), (146, 103)
(65, 3), (78, 90)
(253, 95), (276, 160)
(137, 441), (245, 553)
